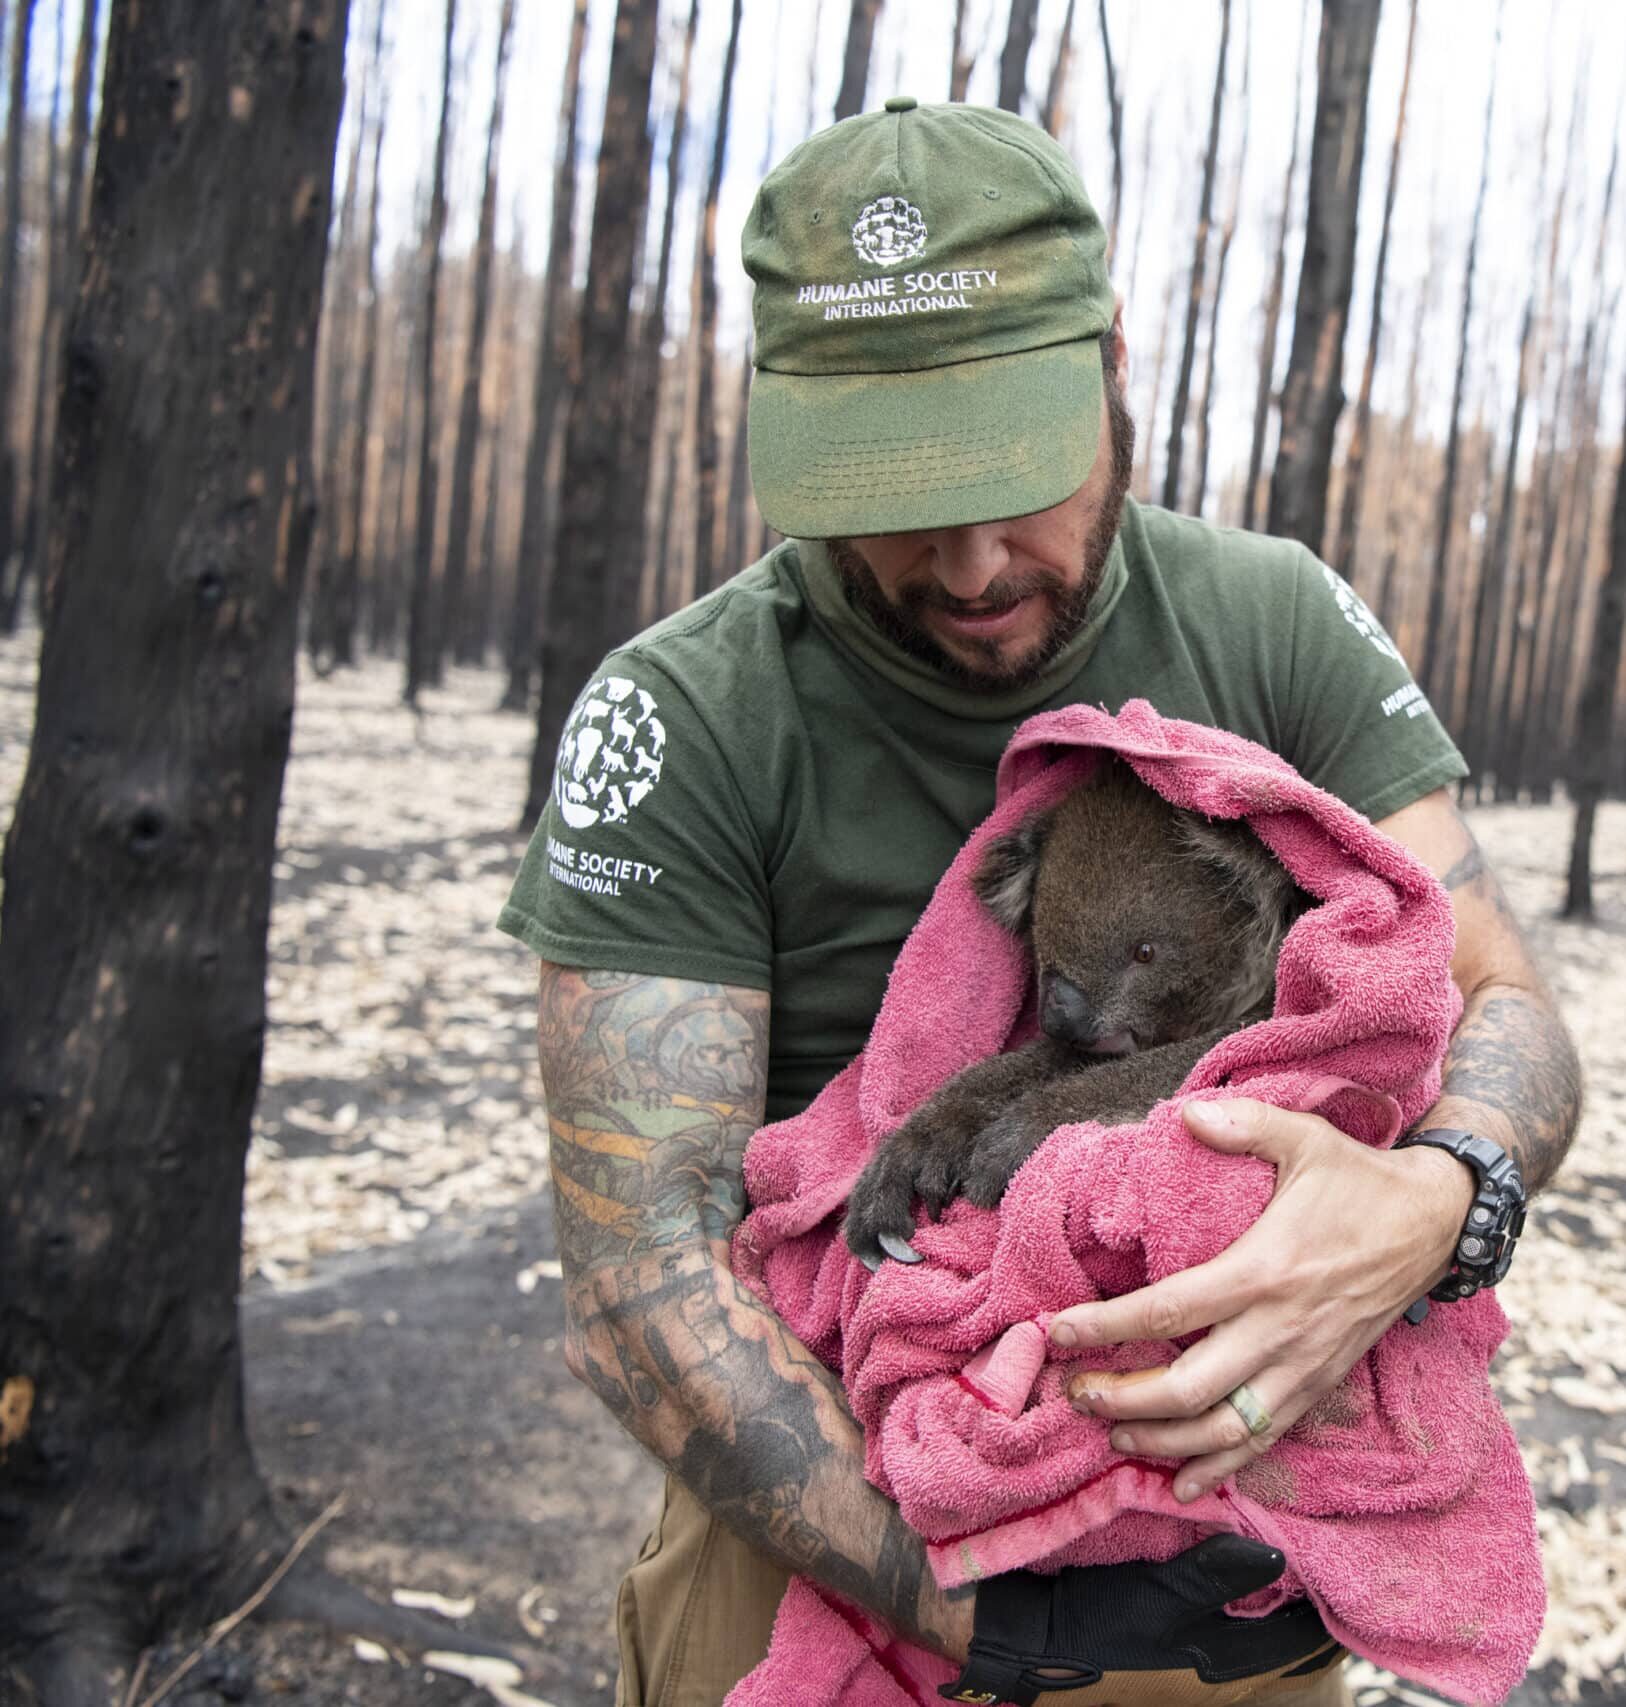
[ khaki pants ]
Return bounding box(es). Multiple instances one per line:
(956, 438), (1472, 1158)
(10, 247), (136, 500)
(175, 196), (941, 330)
(615, 1477), (1354, 1707)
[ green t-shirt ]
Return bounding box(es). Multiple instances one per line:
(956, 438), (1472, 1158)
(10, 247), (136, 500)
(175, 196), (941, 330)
(499, 498), (1466, 1122)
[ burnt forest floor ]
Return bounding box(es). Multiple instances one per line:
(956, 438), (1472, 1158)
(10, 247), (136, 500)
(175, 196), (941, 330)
(2, 632), (1623, 1706)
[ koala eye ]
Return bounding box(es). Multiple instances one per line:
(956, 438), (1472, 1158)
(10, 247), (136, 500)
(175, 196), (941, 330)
(1132, 942), (1156, 964)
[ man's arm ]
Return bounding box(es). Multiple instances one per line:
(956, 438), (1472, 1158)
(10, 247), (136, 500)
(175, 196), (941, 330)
(537, 963), (972, 1655)
(1044, 788), (1582, 1498)
(1390, 789), (1582, 1194)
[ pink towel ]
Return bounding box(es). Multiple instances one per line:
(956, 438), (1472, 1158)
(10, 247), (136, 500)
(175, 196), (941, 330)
(729, 701), (1542, 1707)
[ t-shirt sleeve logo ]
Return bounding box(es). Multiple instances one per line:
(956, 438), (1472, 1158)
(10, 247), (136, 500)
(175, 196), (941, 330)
(554, 674), (666, 830)
(1320, 564), (1403, 665)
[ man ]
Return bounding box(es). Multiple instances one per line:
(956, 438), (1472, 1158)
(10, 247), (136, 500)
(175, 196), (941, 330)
(500, 101), (1579, 1705)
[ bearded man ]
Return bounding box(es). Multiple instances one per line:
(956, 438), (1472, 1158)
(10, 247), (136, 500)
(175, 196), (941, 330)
(500, 99), (1578, 1706)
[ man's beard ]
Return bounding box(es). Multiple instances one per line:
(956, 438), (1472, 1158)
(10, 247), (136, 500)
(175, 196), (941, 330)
(830, 371), (1136, 692)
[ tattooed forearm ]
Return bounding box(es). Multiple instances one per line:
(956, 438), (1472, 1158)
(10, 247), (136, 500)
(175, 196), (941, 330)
(536, 963), (968, 1656)
(1433, 989), (1582, 1193)
(1425, 826), (1583, 1194)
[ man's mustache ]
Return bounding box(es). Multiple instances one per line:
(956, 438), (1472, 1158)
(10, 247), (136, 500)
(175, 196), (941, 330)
(899, 570), (1066, 616)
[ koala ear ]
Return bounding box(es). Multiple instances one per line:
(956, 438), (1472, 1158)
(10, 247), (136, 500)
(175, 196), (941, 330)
(972, 812), (1052, 934)
(1173, 811), (1301, 923)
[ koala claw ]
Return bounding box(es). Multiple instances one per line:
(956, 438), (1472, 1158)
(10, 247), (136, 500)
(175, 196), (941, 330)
(877, 1231), (924, 1264)
(858, 1247), (884, 1273)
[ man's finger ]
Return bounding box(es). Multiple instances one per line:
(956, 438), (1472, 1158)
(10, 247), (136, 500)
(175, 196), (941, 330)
(1049, 1241), (1263, 1351)
(1068, 1321), (1288, 1427)
(1181, 1097), (1339, 1168)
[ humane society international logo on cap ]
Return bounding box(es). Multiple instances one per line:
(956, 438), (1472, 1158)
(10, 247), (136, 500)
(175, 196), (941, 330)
(851, 196), (927, 266)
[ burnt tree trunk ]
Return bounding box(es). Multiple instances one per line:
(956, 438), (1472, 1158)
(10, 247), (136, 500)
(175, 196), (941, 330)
(1265, 0), (1381, 554)
(1040, 0), (1076, 141)
(1420, 4), (1500, 692)
(403, 0), (457, 705)
(1462, 294), (1535, 794)
(1331, 0), (1415, 582)
(1193, 3), (1248, 519)
(1493, 84), (1584, 798)
(998, 0), (1040, 115)
(1093, 0), (1122, 260)
(615, 0), (698, 600)
(502, 0), (589, 714)
(1527, 129), (1617, 796)
(833, 0), (882, 121)
(692, 0), (744, 597)
(12, 0), (65, 631)
(0, 1), (356, 1690)
(307, 0), (382, 668)
(328, 6), (390, 670)
(949, 0), (975, 102)
(1242, 0), (1308, 533)
(523, 0), (659, 824)
(1161, 0), (1228, 512)
(438, 0), (517, 678)
(0, 0), (36, 608)
(1563, 375), (1626, 918)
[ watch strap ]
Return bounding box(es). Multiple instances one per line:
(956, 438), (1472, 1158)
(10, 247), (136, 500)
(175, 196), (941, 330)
(1394, 1127), (1526, 1307)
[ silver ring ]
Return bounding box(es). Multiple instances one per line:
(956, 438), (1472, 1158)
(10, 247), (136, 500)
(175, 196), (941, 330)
(1225, 1382), (1272, 1438)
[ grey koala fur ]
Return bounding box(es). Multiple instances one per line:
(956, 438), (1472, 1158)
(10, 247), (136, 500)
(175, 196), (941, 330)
(845, 758), (1307, 1267)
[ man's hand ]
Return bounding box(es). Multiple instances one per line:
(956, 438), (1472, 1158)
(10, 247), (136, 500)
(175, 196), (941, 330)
(1048, 1096), (1473, 1502)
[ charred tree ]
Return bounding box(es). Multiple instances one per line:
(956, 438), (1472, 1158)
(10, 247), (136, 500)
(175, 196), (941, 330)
(1331, 0), (1416, 582)
(1193, 3), (1248, 519)
(616, 0), (698, 600)
(1161, 0), (1229, 512)
(833, 0), (882, 121)
(1420, 6), (1500, 693)
(692, 0), (745, 596)
(523, 0), (660, 824)
(403, 0), (458, 705)
(307, 0), (383, 669)
(438, 0), (517, 678)
(9, 0), (65, 632)
(949, 0), (975, 102)
(503, 0), (589, 714)
(1265, 0), (1381, 554)
(0, 0), (36, 607)
(1040, 0), (1076, 140)
(325, 6), (390, 670)
(1093, 0), (1122, 260)
(1242, 0), (1308, 533)
(1527, 129), (1618, 794)
(0, 2), (496, 1692)
(1462, 294), (1535, 793)
(1563, 375), (1626, 918)
(1493, 84), (1585, 798)
(998, 0), (1041, 114)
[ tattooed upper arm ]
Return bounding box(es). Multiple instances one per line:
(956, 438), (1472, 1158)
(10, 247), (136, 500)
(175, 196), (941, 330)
(535, 963), (769, 1275)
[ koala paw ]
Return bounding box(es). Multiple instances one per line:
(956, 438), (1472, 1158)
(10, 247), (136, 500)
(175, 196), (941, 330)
(845, 1137), (925, 1268)
(957, 1110), (1052, 1209)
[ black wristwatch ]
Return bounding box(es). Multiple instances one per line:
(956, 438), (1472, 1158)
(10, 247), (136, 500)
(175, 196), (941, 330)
(1394, 1128), (1526, 1321)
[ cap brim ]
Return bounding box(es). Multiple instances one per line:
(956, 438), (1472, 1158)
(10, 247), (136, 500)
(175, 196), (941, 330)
(748, 337), (1102, 539)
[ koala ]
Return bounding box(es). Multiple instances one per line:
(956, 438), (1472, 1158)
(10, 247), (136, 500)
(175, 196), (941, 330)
(845, 758), (1307, 1268)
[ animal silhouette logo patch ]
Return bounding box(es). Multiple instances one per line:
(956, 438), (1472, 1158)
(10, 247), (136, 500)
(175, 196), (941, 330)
(851, 196), (927, 267)
(555, 675), (666, 830)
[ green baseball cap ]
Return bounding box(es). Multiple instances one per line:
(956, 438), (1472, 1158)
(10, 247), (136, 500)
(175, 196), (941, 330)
(743, 98), (1114, 540)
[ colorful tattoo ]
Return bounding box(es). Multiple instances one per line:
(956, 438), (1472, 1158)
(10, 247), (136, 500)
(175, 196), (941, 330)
(537, 966), (963, 1652)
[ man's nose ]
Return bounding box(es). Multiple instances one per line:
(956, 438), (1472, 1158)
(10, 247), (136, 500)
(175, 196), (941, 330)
(930, 523), (1009, 602)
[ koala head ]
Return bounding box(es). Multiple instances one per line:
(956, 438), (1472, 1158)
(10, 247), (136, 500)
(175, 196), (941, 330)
(973, 758), (1304, 1054)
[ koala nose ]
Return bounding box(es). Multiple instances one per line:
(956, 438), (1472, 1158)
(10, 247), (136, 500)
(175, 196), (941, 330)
(1039, 972), (1098, 1045)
